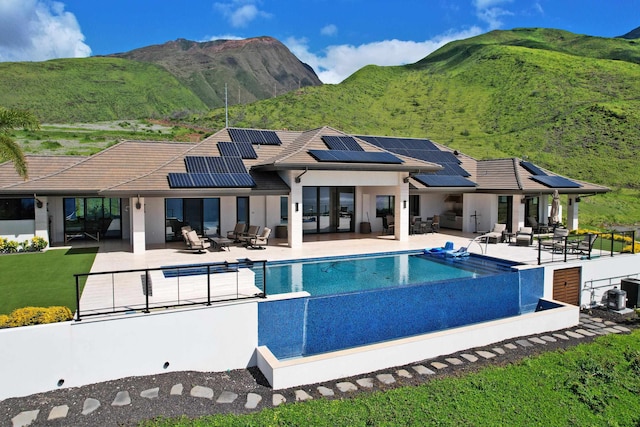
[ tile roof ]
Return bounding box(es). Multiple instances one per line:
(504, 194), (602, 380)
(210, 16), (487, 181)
(0, 156), (85, 190)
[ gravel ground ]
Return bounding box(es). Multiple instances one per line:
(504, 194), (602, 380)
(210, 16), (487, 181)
(1, 308), (637, 427)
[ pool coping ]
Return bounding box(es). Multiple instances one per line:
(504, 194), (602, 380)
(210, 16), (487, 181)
(256, 298), (578, 390)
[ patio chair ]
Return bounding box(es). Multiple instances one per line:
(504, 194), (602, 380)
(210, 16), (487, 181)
(238, 225), (261, 245)
(527, 217), (550, 234)
(382, 215), (395, 235)
(570, 234), (598, 255)
(484, 223), (506, 243)
(539, 228), (569, 252)
(515, 226), (534, 246)
(227, 223), (246, 242)
(247, 227), (271, 249)
(185, 230), (211, 253)
(411, 217), (422, 235)
(431, 214), (440, 232)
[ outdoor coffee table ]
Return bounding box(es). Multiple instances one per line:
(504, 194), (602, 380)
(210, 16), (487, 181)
(209, 236), (232, 251)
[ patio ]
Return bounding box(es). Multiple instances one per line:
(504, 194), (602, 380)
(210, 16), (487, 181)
(70, 230), (574, 317)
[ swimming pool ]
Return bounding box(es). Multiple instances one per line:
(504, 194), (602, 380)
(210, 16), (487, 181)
(258, 251), (540, 359)
(261, 251), (517, 296)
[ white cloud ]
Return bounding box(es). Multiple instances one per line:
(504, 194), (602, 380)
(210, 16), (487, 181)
(320, 24), (338, 37)
(285, 27), (483, 84)
(0, 0), (90, 62)
(214, 0), (270, 28)
(473, 0), (513, 30)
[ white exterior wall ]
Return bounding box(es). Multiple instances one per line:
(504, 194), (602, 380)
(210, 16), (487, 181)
(543, 253), (640, 308)
(463, 193), (497, 233)
(0, 220), (34, 242)
(130, 196), (146, 254)
(0, 302), (258, 400)
(144, 197), (165, 246)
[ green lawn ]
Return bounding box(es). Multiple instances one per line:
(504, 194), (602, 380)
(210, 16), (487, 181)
(141, 330), (640, 427)
(0, 247), (98, 315)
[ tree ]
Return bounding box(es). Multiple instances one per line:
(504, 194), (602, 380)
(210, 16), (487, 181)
(0, 107), (39, 179)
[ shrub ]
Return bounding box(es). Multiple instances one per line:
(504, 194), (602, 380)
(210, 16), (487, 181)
(0, 314), (8, 328)
(30, 236), (48, 251)
(2, 306), (73, 328)
(3, 240), (18, 253)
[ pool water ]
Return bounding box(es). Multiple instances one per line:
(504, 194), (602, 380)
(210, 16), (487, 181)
(262, 252), (515, 296)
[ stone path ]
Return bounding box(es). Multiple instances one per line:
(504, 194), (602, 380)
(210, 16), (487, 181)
(6, 314), (634, 426)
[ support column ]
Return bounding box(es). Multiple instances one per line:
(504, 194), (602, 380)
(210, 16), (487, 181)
(130, 196), (146, 254)
(34, 196), (49, 242)
(288, 183), (303, 248)
(394, 180), (409, 241)
(566, 196), (579, 231)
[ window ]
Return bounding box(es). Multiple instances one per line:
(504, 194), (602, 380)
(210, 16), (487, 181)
(165, 198), (220, 241)
(236, 197), (249, 224)
(376, 195), (394, 217)
(409, 195), (420, 217)
(280, 196), (288, 224)
(0, 198), (35, 220)
(63, 198), (121, 238)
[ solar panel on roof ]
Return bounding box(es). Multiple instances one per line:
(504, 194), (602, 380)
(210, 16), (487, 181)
(218, 142), (257, 159)
(413, 175), (477, 187)
(531, 175), (581, 188)
(167, 173), (194, 188)
(184, 157), (210, 173)
(359, 135), (438, 151)
(168, 172), (255, 188)
(322, 135), (364, 151)
(228, 128), (281, 145)
(308, 150), (403, 164)
(520, 161), (548, 176)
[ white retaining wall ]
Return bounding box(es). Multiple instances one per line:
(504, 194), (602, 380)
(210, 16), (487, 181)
(0, 302), (258, 400)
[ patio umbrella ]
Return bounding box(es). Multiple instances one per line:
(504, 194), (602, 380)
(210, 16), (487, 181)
(550, 190), (560, 225)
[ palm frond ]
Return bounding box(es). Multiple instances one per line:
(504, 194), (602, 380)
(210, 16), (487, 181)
(0, 134), (28, 179)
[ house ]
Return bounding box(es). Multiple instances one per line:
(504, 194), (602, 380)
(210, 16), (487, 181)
(0, 126), (609, 253)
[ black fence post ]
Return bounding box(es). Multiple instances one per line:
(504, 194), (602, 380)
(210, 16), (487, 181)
(143, 269), (150, 313)
(75, 275), (81, 321)
(537, 239), (542, 265)
(262, 261), (267, 297)
(611, 231), (615, 257)
(207, 265), (211, 306)
(633, 230), (637, 254)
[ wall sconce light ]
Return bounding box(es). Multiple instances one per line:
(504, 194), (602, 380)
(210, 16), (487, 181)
(403, 176), (410, 184)
(403, 200), (407, 209)
(135, 195), (142, 210)
(295, 202), (299, 212)
(35, 199), (43, 209)
(521, 196), (526, 204)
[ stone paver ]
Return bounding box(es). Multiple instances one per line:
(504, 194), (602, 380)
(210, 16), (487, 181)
(552, 333), (569, 340)
(356, 378), (374, 388)
(295, 390), (312, 401)
(445, 358), (463, 366)
(476, 350), (496, 359)
(566, 331), (585, 339)
(245, 393), (262, 409)
(613, 325), (631, 332)
(504, 343), (518, 350)
(492, 347), (506, 355)
(170, 383), (183, 395)
(397, 369), (412, 378)
(48, 405), (69, 421)
(431, 361), (448, 370)
(583, 323), (603, 330)
(112, 391), (131, 407)
(412, 365), (435, 375)
(217, 391), (238, 404)
(82, 398), (100, 415)
(336, 382), (358, 392)
(272, 394), (286, 406)
(516, 339), (534, 347)
(575, 329), (596, 337)
(604, 320), (617, 326)
(190, 386), (213, 400)
(140, 387), (159, 399)
(12, 410), (38, 427)
(528, 337), (547, 345)
(604, 327), (621, 334)
(377, 374), (395, 385)
(461, 353), (478, 362)
(540, 336), (557, 343)
(317, 386), (335, 397)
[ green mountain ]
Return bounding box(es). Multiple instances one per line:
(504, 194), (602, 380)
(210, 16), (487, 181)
(198, 28), (640, 191)
(0, 57), (208, 122)
(109, 37), (322, 108)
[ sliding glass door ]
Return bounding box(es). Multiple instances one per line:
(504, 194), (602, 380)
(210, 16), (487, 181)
(165, 198), (220, 241)
(302, 186), (354, 234)
(64, 197), (121, 239)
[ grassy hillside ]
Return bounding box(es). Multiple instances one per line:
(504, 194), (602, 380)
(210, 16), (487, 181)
(196, 29), (640, 192)
(0, 57), (207, 122)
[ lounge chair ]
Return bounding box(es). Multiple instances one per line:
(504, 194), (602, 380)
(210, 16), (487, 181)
(515, 226), (533, 246)
(527, 217), (550, 234)
(227, 223), (247, 242)
(540, 228), (569, 252)
(484, 223), (506, 243)
(431, 214), (440, 232)
(185, 230), (211, 253)
(247, 227), (271, 249)
(238, 225), (260, 245)
(570, 234), (598, 255)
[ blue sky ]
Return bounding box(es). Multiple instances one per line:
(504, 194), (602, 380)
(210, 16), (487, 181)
(1, 0), (638, 83)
